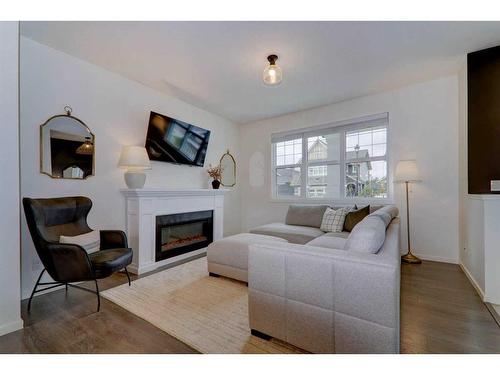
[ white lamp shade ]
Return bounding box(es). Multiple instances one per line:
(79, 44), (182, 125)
(118, 146), (151, 170)
(394, 160), (421, 182)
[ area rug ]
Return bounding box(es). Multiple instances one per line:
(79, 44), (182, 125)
(101, 257), (304, 354)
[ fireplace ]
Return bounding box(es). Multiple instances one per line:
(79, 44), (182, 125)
(155, 210), (213, 262)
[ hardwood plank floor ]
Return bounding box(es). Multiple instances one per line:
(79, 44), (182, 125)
(0, 259), (499, 353)
(401, 261), (500, 353)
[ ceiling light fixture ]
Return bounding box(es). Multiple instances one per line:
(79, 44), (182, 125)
(263, 54), (282, 86)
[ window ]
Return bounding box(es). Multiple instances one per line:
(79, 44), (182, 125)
(272, 114), (388, 200)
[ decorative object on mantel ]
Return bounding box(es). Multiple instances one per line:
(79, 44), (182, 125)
(395, 160), (422, 264)
(40, 105), (95, 180)
(118, 146), (152, 189)
(207, 164), (223, 189)
(219, 150), (236, 187)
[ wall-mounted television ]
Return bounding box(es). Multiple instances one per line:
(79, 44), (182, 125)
(145, 111), (211, 167)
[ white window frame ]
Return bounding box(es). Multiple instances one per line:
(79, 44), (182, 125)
(271, 113), (390, 203)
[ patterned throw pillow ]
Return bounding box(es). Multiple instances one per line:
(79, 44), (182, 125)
(320, 207), (351, 232)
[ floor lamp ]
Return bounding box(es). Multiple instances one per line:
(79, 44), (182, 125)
(395, 160), (422, 264)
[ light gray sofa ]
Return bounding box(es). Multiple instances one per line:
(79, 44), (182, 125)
(247, 205), (401, 353)
(249, 204), (383, 245)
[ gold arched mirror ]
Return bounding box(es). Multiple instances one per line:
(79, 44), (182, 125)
(40, 106), (95, 179)
(219, 150), (236, 187)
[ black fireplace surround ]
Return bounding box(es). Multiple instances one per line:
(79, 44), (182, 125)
(155, 210), (213, 262)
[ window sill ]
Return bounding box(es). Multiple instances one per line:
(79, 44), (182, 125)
(268, 197), (395, 205)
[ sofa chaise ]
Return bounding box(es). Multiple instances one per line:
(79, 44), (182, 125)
(207, 204), (401, 353)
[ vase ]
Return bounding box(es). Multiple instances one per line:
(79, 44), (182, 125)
(211, 180), (221, 189)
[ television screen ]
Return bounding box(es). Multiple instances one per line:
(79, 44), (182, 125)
(145, 111), (211, 167)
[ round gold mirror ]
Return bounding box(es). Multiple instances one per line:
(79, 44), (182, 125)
(40, 106), (95, 179)
(219, 150), (236, 187)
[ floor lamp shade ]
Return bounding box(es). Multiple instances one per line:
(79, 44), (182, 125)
(394, 160), (421, 182)
(395, 159), (422, 264)
(118, 146), (152, 189)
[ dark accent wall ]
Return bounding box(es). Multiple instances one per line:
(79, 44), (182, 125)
(468, 45), (500, 194)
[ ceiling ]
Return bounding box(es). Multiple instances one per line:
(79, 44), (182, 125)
(20, 21), (500, 124)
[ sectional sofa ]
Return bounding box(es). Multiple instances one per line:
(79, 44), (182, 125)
(207, 204), (401, 353)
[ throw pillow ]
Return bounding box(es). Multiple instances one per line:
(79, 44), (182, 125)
(343, 205), (370, 232)
(60, 230), (100, 254)
(345, 216), (386, 254)
(320, 207), (350, 232)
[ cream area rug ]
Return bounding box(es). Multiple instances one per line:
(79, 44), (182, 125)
(101, 257), (304, 354)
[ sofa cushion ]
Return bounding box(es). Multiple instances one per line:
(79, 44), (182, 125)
(320, 207), (350, 232)
(250, 223), (325, 244)
(89, 248), (133, 278)
(285, 205), (329, 228)
(345, 216), (386, 254)
(207, 233), (287, 271)
(368, 205), (399, 228)
(306, 232), (348, 250)
(344, 205), (370, 232)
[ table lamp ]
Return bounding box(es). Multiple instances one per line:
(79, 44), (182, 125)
(118, 146), (151, 189)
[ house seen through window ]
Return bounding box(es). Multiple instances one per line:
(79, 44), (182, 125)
(272, 114), (388, 200)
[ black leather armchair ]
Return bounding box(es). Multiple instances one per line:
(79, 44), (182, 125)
(23, 196), (133, 312)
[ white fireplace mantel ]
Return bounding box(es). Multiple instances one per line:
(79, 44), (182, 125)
(121, 188), (227, 275)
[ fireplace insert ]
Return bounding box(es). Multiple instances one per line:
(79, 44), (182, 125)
(155, 210), (213, 262)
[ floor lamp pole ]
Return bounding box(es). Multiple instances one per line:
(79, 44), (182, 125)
(401, 180), (422, 264)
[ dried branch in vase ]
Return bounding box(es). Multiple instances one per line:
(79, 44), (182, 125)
(207, 164), (223, 180)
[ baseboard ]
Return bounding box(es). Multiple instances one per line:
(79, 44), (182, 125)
(485, 303), (500, 328)
(459, 262), (485, 301)
(412, 252), (458, 264)
(0, 319), (23, 337)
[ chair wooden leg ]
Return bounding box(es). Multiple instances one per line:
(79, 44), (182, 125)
(27, 269), (46, 312)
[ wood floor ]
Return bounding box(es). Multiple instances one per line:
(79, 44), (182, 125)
(0, 259), (499, 353)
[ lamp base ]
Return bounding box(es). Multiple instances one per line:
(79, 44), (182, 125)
(401, 251), (422, 264)
(124, 171), (146, 189)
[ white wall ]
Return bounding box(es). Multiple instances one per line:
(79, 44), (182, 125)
(20, 37), (241, 299)
(240, 75), (460, 263)
(463, 197), (485, 293)
(0, 22), (23, 335)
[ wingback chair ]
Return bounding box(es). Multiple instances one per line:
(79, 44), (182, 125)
(23, 196), (133, 312)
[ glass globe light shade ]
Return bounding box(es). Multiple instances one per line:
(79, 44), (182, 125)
(263, 55), (282, 85)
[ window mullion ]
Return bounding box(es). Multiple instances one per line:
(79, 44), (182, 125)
(307, 160), (340, 167)
(275, 163), (302, 169)
(301, 134), (307, 198)
(271, 143), (276, 198)
(340, 130), (346, 198)
(346, 155), (386, 163)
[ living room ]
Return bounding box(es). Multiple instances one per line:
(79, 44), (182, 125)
(1, 0), (500, 372)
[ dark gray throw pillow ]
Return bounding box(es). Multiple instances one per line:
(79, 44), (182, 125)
(343, 205), (370, 232)
(285, 205), (329, 228)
